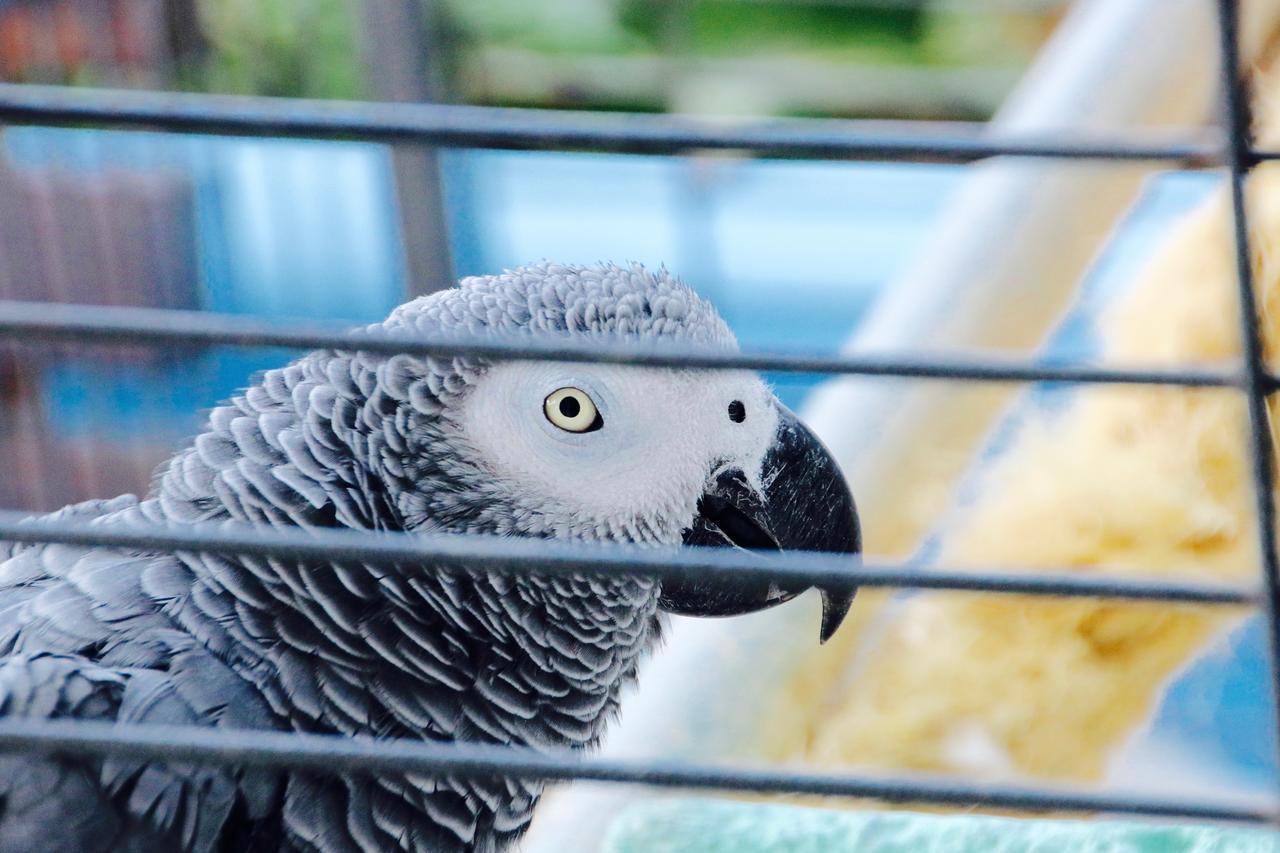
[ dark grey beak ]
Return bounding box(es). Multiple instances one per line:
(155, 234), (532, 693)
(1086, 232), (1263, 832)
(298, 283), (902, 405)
(663, 405), (861, 643)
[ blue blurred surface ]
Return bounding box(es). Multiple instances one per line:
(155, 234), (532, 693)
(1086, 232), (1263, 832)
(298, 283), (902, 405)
(4, 127), (960, 435)
(1154, 617), (1276, 791)
(5, 128), (407, 439)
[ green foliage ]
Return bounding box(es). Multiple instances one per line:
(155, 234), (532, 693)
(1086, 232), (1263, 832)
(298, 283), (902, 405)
(620, 0), (928, 62)
(444, 0), (647, 55)
(188, 0), (1041, 117)
(196, 0), (365, 99)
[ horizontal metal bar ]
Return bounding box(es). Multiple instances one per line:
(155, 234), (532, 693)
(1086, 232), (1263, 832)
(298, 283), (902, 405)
(0, 718), (1267, 823)
(867, 567), (1257, 604)
(0, 82), (1223, 165)
(0, 511), (1257, 605)
(0, 299), (1248, 387)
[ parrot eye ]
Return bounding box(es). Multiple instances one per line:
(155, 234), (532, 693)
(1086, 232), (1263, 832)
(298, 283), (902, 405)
(728, 400), (746, 423)
(544, 387), (603, 433)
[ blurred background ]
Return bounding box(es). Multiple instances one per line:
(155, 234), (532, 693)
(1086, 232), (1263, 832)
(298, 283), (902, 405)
(0, 0), (1064, 509)
(6, 0), (1280, 850)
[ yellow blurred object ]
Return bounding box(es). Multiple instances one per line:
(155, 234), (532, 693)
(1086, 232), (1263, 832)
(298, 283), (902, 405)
(794, 56), (1280, 786)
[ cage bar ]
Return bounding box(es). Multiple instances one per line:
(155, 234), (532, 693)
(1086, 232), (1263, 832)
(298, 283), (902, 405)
(1215, 0), (1280, 815)
(0, 81), (1221, 164)
(0, 510), (1257, 605)
(0, 0), (1272, 829)
(0, 298), (1249, 386)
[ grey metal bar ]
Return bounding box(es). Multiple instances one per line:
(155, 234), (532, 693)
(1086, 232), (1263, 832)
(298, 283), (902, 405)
(0, 718), (1268, 823)
(1215, 0), (1280, 815)
(0, 298), (1247, 387)
(0, 511), (1258, 605)
(359, 0), (457, 297)
(0, 82), (1222, 165)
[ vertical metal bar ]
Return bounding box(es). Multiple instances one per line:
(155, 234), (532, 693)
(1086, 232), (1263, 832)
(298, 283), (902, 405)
(161, 0), (209, 87)
(360, 0), (456, 296)
(1215, 0), (1280, 803)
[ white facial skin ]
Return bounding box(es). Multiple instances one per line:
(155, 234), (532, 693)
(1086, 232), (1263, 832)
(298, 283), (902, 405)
(457, 362), (780, 543)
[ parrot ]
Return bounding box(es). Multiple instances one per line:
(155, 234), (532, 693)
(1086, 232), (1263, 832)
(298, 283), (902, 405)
(0, 262), (860, 852)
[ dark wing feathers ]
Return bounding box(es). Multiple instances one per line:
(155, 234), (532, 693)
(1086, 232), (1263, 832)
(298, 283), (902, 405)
(0, 524), (286, 852)
(0, 653), (180, 852)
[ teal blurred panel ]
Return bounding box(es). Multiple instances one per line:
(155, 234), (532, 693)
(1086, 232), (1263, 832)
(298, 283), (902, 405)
(604, 800), (1280, 853)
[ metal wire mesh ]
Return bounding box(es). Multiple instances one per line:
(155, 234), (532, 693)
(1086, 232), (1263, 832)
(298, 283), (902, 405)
(0, 0), (1274, 829)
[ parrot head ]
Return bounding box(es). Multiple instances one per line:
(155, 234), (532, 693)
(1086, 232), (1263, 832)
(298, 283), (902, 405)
(382, 262), (861, 642)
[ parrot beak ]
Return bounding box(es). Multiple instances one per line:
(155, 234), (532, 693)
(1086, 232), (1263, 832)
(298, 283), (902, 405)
(664, 405), (861, 643)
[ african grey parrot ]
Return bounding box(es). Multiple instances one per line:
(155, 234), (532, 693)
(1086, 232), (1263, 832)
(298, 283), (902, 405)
(0, 262), (860, 852)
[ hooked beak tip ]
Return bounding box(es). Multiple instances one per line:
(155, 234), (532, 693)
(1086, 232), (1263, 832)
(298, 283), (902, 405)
(668, 404), (861, 643)
(819, 584), (857, 644)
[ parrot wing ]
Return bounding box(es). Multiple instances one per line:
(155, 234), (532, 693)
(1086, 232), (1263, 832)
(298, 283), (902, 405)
(0, 650), (282, 853)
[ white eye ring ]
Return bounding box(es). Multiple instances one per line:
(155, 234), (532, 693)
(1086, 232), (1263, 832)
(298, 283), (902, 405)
(544, 386), (603, 433)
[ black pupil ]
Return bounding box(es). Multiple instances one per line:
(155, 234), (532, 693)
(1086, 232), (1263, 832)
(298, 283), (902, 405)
(728, 400), (746, 423)
(559, 396), (582, 419)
